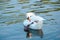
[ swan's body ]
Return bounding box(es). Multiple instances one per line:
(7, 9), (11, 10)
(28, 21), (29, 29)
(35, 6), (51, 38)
(23, 12), (45, 29)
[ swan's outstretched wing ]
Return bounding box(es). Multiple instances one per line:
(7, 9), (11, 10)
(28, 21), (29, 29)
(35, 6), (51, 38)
(29, 16), (44, 29)
(36, 16), (45, 21)
(30, 16), (45, 22)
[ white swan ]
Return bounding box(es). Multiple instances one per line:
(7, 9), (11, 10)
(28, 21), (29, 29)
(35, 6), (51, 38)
(23, 12), (45, 29)
(23, 12), (45, 38)
(26, 12), (45, 29)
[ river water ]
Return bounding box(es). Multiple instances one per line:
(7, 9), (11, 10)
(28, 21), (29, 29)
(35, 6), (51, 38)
(0, 0), (60, 40)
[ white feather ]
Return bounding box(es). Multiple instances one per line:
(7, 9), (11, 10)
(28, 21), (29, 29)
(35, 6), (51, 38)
(23, 12), (45, 29)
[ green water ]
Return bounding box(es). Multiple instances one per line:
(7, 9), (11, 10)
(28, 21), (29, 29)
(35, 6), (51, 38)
(0, 0), (60, 40)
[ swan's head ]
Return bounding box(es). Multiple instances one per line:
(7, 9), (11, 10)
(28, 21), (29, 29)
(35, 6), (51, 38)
(26, 12), (35, 19)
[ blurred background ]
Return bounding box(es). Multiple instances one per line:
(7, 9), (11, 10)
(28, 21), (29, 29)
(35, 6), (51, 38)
(0, 0), (60, 40)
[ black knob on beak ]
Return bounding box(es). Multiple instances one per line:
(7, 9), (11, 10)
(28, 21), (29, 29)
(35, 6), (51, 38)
(27, 17), (29, 19)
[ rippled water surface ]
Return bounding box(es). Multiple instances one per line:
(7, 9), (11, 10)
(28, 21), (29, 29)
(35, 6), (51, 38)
(0, 0), (60, 40)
